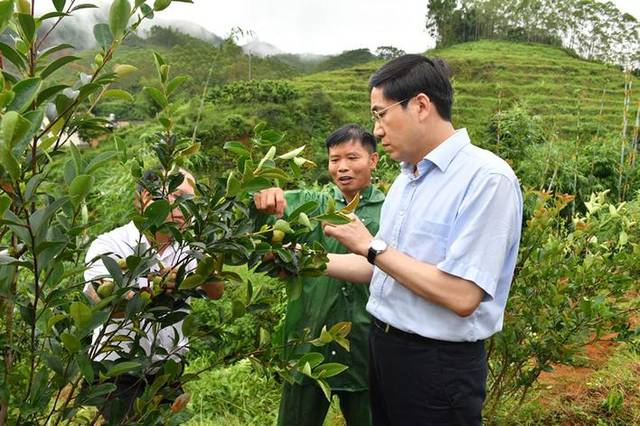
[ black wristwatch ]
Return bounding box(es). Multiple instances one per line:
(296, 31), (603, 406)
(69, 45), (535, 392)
(367, 239), (388, 265)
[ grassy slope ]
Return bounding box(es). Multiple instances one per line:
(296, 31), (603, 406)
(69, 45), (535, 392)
(293, 40), (633, 142)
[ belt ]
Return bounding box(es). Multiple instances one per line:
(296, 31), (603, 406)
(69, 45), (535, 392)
(372, 317), (483, 348)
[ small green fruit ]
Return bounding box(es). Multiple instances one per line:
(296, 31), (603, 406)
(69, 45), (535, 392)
(271, 229), (285, 243)
(97, 281), (115, 298)
(117, 258), (128, 270)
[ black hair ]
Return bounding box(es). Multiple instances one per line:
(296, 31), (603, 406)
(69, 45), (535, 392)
(325, 124), (377, 153)
(135, 167), (194, 194)
(368, 54), (453, 121)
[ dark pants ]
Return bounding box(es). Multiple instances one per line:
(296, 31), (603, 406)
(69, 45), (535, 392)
(369, 320), (487, 426)
(278, 381), (372, 426)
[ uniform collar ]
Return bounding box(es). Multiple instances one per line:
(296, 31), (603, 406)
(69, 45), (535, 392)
(327, 184), (385, 205)
(401, 128), (470, 176)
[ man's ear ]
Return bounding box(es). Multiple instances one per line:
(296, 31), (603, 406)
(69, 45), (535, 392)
(414, 93), (432, 121)
(135, 190), (152, 213)
(370, 151), (380, 169)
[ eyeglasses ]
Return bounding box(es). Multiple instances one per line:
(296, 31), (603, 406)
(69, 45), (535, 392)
(371, 99), (407, 122)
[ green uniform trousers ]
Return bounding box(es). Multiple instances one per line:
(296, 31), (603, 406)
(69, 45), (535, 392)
(277, 382), (371, 426)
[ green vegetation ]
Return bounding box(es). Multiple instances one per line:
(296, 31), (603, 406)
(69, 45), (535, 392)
(0, 0), (639, 423)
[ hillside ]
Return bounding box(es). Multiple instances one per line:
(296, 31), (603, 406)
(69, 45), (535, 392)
(293, 40), (634, 142)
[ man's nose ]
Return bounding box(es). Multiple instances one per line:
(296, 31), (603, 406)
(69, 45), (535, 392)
(373, 121), (384, 138)
(337, 160), (349, 172)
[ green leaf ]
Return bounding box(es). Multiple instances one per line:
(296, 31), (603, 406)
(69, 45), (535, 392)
(24, 172), (47, 202)
(109, 0), (131, 38)
(277, 145), (306, 160)
(17, 13), (35, 43)
(329, 321), (352, 338)
(77, 352), (94, 383)
(288, 201), (320, 221)
(35, 84), (68, 106)
(70, 301), (92, 329)
(254, 167), (291, 182)
(106, 360), (142, 377)
(53, 0), (66, 12)
(0, 42), (26, 70)
(113, 63), (138, 77)
(180, 273), (205, 289)
(69, 174), (95, 207)
(144, 199), (170, 227)
(101, 256), (125, 287)
(315, 379), (332, 401)
(0, 194), (11, 217)
(242, 177), (272, 193)
(232, 299), (245, 318)
(0, 1), (14, 34)
(223, 140), (249, 157)
(286, 276), (302, 301)
(153, 0), (171, 11)
(6, 78), (43, 113)
(296, 352), (324, 370)
(93, 23), (113, 51)
(61, 332), (81, 353)
(259, 327), (270, 346)
(102, 88), (134, 103)
(314, 212), (351, 225)
(40, 56), (80, 79)
(166, 75), (189, 96)
(274, 219), (294, 234)
(314, 362), (348, 378)
(2, 110), (32, 148)
(310, 326), (333, 346)
(38, 11), (69, 21)
(298, 212), (312, 230)
(85, 151), (118, 174)
(47, 313), (67, 331)
(225, 172), (241, 197)
(143, 86), (168, 108)
(0, 91), (15, 109)
(70, 3), (99, 12)
(40, 43), (74, 59)
(340, 193), (360, 214)
(0, 147), (20, 181)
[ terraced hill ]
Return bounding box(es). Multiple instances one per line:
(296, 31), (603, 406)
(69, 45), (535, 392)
(293, 40), (635, 142)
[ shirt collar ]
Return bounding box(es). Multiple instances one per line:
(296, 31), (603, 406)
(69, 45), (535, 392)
(401, 128), (470, 176)
(327, 183), (384, 205)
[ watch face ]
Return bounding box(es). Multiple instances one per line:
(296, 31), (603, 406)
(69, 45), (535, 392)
(370, 239), (387, 251)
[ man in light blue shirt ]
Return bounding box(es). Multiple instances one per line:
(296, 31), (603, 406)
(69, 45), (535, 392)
(324, 55), (523, 425)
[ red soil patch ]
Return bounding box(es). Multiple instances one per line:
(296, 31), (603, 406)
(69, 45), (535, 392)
(537, 334), (618, 401)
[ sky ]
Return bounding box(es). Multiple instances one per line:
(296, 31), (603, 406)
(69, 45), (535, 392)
(38, 0), (640, 55)
(148, 0), (640, 55)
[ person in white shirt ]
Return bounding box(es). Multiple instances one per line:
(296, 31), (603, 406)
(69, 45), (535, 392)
(83, 168), (223, 421)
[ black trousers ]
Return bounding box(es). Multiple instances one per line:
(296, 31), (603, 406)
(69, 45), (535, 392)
(369, 320), (487, 426)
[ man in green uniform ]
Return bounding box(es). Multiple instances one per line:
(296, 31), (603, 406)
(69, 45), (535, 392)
(254, 124), (384, 426)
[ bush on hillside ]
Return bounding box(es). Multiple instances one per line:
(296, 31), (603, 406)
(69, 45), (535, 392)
(208, 80), (299, 105)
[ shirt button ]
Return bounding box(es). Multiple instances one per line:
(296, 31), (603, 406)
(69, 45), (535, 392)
(331, 350), (336, 356)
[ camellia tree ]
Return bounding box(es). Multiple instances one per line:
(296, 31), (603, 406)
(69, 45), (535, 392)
(0, 1), (355, 424)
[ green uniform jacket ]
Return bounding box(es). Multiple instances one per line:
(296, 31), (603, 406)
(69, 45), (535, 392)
(282, 184), (384, 391)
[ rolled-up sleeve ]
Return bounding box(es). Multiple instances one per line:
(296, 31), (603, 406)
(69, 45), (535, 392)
(437, 172), (522, 299)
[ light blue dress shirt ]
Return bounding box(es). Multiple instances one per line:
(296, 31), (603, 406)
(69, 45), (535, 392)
(366, 129), (523, 342)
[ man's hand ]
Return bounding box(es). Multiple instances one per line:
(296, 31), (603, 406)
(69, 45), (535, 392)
(323, 213), (373, 257)
(254, 187), (286, 218)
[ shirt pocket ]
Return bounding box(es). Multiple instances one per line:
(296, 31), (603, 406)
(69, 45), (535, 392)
(405, 220), (450, 265)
